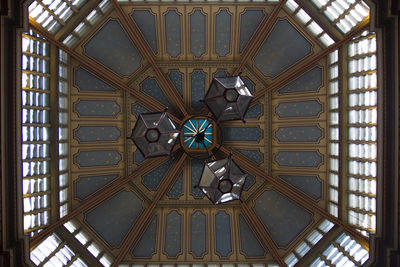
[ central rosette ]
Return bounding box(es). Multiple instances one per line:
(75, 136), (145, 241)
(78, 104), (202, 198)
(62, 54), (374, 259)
(183, 117), (213, 149)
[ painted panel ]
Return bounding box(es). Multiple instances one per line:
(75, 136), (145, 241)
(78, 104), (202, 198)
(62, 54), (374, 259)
(74, 68), (116, 92)
(75, 174), (119, 200)
(190, 211), (206, 258)
(191, 70), (206, 111)
(191, 159), (204, 198)
(84, 20), (142, 76)
(132, 215), (158, 257)
(275, 125), (323, 142)
(131, 9), (158, 54)
(254, 190), (312, 247)
(168, 172), (183, 199)
(215, 211), (232, 258)
(243, 174), (255, 190)
(242, 77), (255, 93)
(275, 100), (323, 118)
(165, 9), (181, 57)
(74, 100), (120, 117)
(140, 77), (171, 107)
(245, 104), (262, 119)
(239, 215), (267, 257)
(274, 151), (323, 168)
(132, 103), (149, 116)
(278, 66), (323, 95)
(143, 159), (174, 190)
(190, 9), (206, 57)
(168, 70), (183, 97)
(74, 126), (121, 142)
(134, 151), (145, 164)
(213, 69), (228, 78)
(215, 9), (231, 57)
(254, 19), (312, 78)
(164, 211), (182, 258)
(223, 127), (262, 142)
(237, 149), (263, 164)
(74, 150), (122, 167)
(279, 175), (322, 200)
(239, 10), (265, 53)
(85, 190), (143, 247)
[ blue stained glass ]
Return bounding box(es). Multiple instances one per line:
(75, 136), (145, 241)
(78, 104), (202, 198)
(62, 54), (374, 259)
(183, 119), (213, 149)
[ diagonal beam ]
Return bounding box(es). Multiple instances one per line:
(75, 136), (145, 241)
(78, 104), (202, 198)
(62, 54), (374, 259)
(233, 0), (287, 76)
(253, 21), (369, 101)
(29, 21), (182, 125)
(112, 153), (187, 267)
(220, 146), (369, 243)
(30, 154), (174, 246)
(111, 0), (188, 117)
(240, 201), (285, 267)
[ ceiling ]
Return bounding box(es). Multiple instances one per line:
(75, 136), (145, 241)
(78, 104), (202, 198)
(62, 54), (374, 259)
(24, 0), (376, 266)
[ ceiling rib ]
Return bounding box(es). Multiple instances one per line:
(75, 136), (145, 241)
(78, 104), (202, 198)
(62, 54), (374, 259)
(29, 21), (182, 125)
(112, 154), (187, 267)
(232, 0), (287, 76)
(253, 21), (369, 101)
(240, 201), (286, 267)
(220, 146), (369, 244)
(112, 0), (188, 117)
(30, 155), (172, 246)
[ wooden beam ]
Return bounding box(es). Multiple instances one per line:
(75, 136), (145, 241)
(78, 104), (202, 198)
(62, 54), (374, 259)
(111, 0), (188, 117)
(240, 201), (286, 267)
(233, 0), (287, 76)
(253, 21), (369, 101)
(112, 153), (187, 266)
(220, 146), (369, 244)
(29, 21), (182, 125)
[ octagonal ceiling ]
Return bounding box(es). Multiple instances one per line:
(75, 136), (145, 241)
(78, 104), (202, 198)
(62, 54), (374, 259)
(23, 0), (377, 266)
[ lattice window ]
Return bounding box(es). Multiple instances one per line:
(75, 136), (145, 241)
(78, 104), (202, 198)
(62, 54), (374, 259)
(285, 0), (335, 47)
(310, 0), (370, 34)
(310, 232), (369, 266)
(22, 31), (52, 236)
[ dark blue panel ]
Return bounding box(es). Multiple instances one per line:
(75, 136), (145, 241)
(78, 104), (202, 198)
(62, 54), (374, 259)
(254, 190), (312, 247)
(164, 211), (182, 258)
(74, 100), (121, 117)
(275, 125), (323, 142)
(278, 66), (323, 94)
(165, 9), (181, 57)
(239, 215), (267, 257)
(190, 9), (206, 57)
(223, 127), (262, 142)
(242, 77), (255, 93)
(74, 126), (121, 142)
(279, 175), (322, 200)
(74, 68), (116, 92)
(275, 151), (323, 168)
(245, 104), (262, 119)
(74, 150), (122, 167)
(131, 9), (158, 54)
(239, 10), (265, 53)
(84, 20), (142, 76)
(191, 70), (206, 111)
(140, 77), (171, 107)
(143, 159), (174, 190)
(168, 70), (183, 97)
(215, 9), (231, 57)
(215, 211), (232, 258)
(243, 174), (255, 190)
(190, 211), (206, 258)
(275, 100), (323, 118)
(168, 172), (183, 199)
(134, 151), (145, 164)
(254, 19), (312, 78)
(85, 190), (143, 247)
(132, 215), (157, 257)
(237, 149), (263, 164)
(75, 174), (119, 200)
(191, 159), (204, 198)
(213, 69), (228, 78)
(132, 103), (149, 116)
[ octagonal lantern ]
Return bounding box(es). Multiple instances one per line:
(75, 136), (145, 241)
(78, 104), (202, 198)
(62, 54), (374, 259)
(198, 156), (247, 204)
(128, 111), (180, 158)
(204, 76), (253, 123)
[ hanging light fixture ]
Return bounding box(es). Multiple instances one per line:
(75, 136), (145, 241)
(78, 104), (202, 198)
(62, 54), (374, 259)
(204, 75), (253, 123)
